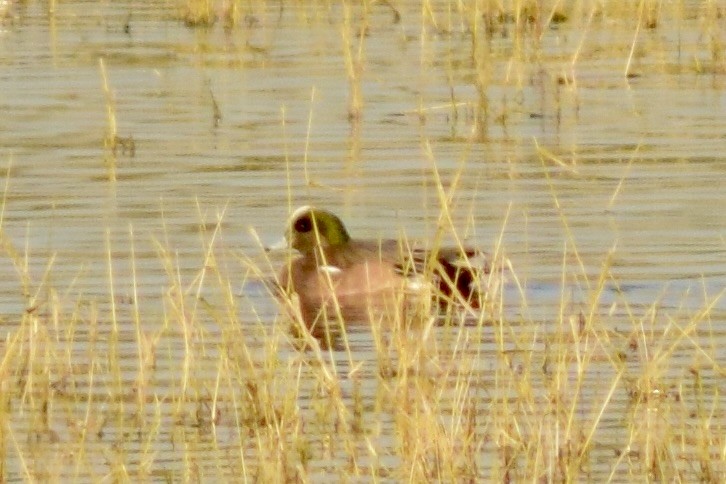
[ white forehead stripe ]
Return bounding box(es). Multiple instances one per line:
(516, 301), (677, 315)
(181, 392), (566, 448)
(289, 205), (313, 223)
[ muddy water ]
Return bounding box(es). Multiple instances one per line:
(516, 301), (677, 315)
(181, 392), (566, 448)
(0, 1), (724, 481)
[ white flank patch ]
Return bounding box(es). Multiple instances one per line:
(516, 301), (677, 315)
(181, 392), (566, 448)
(404, 276), (427, 293)
(318, 265), (342, 275)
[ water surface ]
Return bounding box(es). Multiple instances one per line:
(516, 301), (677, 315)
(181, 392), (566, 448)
(0, 1), (724, 481)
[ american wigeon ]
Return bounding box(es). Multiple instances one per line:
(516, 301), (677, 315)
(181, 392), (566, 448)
(274, 206), (491, 328)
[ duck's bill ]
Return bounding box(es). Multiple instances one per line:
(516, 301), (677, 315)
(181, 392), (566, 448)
(265, 237), (289, 252)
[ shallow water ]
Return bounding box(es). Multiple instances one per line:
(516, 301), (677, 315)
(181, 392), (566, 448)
(0, 0), (724, 481)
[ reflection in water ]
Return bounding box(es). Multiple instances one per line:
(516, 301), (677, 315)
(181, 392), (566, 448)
(0, 0), (723, 481)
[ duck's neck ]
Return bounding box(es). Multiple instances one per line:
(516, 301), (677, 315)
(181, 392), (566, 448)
(311, 240), (350, 267)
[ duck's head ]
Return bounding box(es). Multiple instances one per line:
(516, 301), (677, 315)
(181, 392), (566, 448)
(285, 206), (351, 254)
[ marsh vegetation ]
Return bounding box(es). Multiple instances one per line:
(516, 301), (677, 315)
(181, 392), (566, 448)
(0, 0), (723, 481)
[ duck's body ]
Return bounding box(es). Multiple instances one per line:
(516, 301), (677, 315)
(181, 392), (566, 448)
(278, 238), (402, 326)
(275, 206), (490, 328)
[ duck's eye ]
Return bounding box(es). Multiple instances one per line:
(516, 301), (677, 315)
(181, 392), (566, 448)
(294, 216), (313, 233)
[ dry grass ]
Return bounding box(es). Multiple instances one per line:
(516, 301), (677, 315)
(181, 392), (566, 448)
(0, 157), (723, 481)
(0, 0), (723, 481)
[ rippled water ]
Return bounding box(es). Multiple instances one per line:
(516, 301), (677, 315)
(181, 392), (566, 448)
(0, 0), (724, 481)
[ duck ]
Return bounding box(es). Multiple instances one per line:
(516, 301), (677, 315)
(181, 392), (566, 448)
(273, 205), (492, 329)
